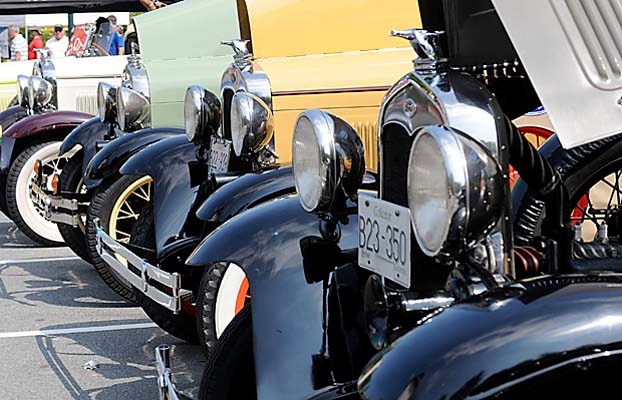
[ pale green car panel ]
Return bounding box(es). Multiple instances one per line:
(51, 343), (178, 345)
(134, 0), (241, 127)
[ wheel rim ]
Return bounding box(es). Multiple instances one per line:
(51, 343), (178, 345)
(18, 142), (69, 242)
(215, 263), (250, 338)
(571, 170), (622, 243)
(108, 175), (153, 265)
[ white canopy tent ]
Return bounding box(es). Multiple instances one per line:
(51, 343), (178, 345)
(0, 12), (130, 28)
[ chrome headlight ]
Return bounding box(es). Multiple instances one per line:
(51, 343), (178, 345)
(184, 85), (221, 142)
(97, 82), (117, 123)
(293, 109), (365, 212)
(28, 75), (53, 110)
(407, 125), (503, 257)
(116, 86), (151, 131)
(17, 75), (30, 108)
(230, 91), (274, 156)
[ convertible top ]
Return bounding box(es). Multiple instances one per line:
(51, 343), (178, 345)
(0, 0), (181, 15)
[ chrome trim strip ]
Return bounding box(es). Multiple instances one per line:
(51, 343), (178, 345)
(94, 218), (183, 313)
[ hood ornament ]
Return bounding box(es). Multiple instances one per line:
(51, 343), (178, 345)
(391, 29), (447, 70)
(222, 39), (253, 67)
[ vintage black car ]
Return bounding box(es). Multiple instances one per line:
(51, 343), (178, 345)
(153, 0), (622, 399)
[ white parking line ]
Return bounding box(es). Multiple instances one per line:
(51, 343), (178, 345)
(0, 322), (159, 339)
(0, 256), (81, 266)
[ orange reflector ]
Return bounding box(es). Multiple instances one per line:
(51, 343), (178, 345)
(33, 160), (41, 176)
(51, 174), (59, 195)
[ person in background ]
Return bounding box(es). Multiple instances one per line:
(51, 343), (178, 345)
(46, 24), (68, 58)
(139, 0), (167, 11)
(8, 25), (27, 61)
(107, 15), (124, 56)
(28, 27), (44, 60)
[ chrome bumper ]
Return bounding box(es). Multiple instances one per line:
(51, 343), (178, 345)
(94, 218), (184, 313)
(155, 345), (182, 400)
(31, 181), (84, 227)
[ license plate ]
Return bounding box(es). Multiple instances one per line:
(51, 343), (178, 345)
(208, 137), (231, 175)
(358, 195), (411, 288)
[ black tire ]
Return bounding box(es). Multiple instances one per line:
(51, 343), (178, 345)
(57, 152), (91, 263)
(514, 134), (622, 247)
(86, 175), (144, 304)
(198, 305), (256, 400)
(196, 263), (250, 357)
(6, 141), (63, 246)
(130, 202), (198, 343)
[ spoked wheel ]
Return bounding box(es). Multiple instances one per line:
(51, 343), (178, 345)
(198, 305), (256, 400)
(56, 151), (91, 262)
(86, 175), (154, 303)
(570, 170), (622, 243)
(130, 201), (198, 343)
(6, 141), (70, 245)
(514, 134), (622, 270)
(196, 263), (251, 356)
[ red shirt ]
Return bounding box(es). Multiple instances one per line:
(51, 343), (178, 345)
(28, 36), (44, 60)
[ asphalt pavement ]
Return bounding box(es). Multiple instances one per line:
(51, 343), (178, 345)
(0, 212), (204, 399)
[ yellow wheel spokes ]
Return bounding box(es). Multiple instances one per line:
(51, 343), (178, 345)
(109, 175), (153, 245)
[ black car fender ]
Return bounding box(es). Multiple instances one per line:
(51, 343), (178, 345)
(358, 274), (622, 399)
(0, 105), (28, 212)
(186, 195), (361, 400)
(0, 110), (91, 173)
(83, 127), (182, 189)
(58, 117), (119, 177)
(196, 167), (378, 225)
(195, 164), (295, 224)
(119, 134), (200, 255)
(0, 105), (27, 130)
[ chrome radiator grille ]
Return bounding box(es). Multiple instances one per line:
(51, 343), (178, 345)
(353, 121), (378, 172)
(551, 0), (622, 89)
(75, 94), (97, 115)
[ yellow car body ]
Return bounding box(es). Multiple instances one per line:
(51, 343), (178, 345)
(240, 0), (422, 166)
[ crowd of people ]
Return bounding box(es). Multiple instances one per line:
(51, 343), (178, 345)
(6, 14), (125, 61)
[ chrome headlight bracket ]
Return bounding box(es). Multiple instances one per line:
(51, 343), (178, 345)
(31, 57), (58, 110)
(17, 75), (30, 109)
(116, 54), (151, 131)
(231, 91), (274, 156)
(97, 82), (118, 124)
(184, 85), (222, 143)
(117, 86), (151, 132)
(220, 41), (273, 159)
(293, 109), (365, 213)
(28, 76), (54, 113)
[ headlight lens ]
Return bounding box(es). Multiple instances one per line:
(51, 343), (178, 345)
(293, 109), (365, 212)
(28, 75), (53, 110)
(97, 82), (117, 123)
(293, 114), (325, 211)
(17, 75), (29, 108)
(230, 91), (274, 156)
(407, 126), (503, 257)
(184, 85), (221, 142)
(408, 132), (453, 256)
(116, 86), (151, 131)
